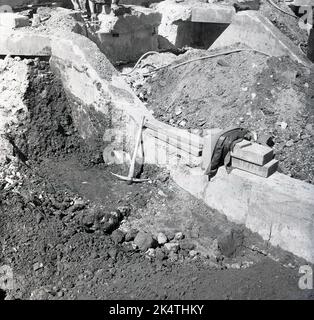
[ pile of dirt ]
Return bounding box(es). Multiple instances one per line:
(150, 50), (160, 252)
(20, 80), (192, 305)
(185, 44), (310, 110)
(127, 48), (314, 183)
(5, 59), (103, 166)
(1, 57), (313, 300)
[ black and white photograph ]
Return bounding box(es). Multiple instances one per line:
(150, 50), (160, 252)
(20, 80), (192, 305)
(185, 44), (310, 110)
(0, 0), (313, 308)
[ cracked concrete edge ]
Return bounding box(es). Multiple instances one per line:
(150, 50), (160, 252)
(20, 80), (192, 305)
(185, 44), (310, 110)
(211, 10), (312, 68)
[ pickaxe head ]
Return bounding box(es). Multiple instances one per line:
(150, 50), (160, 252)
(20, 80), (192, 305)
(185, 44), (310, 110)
(111, 172), (149, 184)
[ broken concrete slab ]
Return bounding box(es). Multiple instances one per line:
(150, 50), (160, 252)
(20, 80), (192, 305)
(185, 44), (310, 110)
(155, 0), (231, 49)
(0, 13), (29, 28)
(97, 6), (161, 34)
(84, 6), (161, 64)
(0, 30), (51, 56)
(211, 10), (312, 67)
(191, 4), (235, 24)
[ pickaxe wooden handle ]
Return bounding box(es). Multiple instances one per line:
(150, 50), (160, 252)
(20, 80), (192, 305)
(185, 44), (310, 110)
(126, 116), (146, 184)
(111, 116), (147, 184)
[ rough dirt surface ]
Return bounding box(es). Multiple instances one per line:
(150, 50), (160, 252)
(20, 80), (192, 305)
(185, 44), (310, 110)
(126, 48), (314, 183)
(1, 58), (313, 300)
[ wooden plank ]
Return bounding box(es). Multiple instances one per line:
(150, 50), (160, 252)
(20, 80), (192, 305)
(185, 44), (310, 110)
(144, 119), (203, 150)
(145, 128), (201, 156)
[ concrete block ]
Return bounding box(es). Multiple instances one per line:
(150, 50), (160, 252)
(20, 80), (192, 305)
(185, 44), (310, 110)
(232, 157), (279, 178)
(0, 30), (51, 56)
(231, 140), (273, 165)
(191, 5), (235, 24)
(0, 13), (29, 28)
(289, 0), (313, 5)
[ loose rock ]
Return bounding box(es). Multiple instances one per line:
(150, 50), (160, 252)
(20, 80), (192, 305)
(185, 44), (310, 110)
(164, 242), (179, 253)
(134, 231), (156, 252)
(157, 232), (168, 245)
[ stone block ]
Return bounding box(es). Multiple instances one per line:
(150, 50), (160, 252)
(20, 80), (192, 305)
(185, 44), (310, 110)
(232, 157), (278, 178)
(191, 5), (235, 24)
(231, 140), (273, 165)
(0, 13), (29, 28)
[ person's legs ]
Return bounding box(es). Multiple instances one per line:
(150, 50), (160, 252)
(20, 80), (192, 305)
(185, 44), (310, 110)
(88, 1), (97, 21)
(71, 0), (80, 10)
(79, 0), (87, 11)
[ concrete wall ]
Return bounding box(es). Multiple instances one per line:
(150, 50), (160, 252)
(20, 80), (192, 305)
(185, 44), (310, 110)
(80, 6), (161, 64)
(172, 167), (314, 264)
(0, 0), (71, 8)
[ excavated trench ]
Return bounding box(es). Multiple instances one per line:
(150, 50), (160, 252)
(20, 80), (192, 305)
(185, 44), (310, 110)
(0, 56), (313, 300)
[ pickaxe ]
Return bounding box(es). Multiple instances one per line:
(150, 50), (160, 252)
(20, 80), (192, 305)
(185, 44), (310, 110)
(111, 116), (148, 185)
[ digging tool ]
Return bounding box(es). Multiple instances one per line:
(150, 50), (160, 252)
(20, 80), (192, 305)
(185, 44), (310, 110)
(111, 116), (148, 184)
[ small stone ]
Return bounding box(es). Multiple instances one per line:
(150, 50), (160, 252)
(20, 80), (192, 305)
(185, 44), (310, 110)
(175, 107), (182, 116)
(146, 248), (156, 258)
(168, 251), (178, 262)
(230, 263), (241, 269)
(36, 211), (43, 224)
(157, 232), (168, 245)
(258, 133), (274, 147)
(285, 140), (294, 147)
(116, 206), (131, 219)
(165, 230), (175, 241)
(305, 123), (313, 133)
(108, 247), (118, 260)
(180, 241), (195, 251)
(280, 122), (288, 130)
(134, 231), (156, 251)
(71, 199), (86, 212)
(101, 212), (119, 233)
(125, 229), (138, 242)
(111, 229), (125, 244)
(174, 232), (184, 241)
(157, 190), (167, 197)
(30, 288), (50, 300)
(189, 250), (198, 258)
(164, 242), (179, 253)
(241, 87), (248, 92)
(155, 248), (166, 261)
(33, 262), (43, 271)
(57, 291), (64, 298)
(179, 119), (187, 127)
